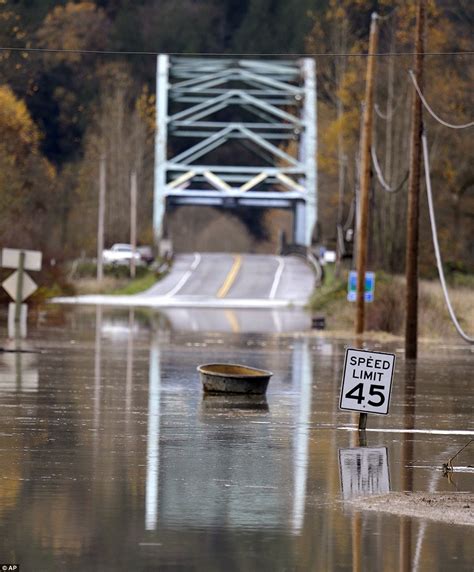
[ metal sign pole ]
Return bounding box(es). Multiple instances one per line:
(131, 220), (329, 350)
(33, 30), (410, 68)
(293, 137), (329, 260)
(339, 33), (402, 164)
(358, 412), (368, 431)
(14, 251), (25, 324)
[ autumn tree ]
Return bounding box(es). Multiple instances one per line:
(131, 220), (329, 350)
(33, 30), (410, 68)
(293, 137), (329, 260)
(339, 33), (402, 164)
(33, 2), (111, 164)
(0, 85), (57, 251)
(306, 0), (473, 274)
(69, 63), (154, 254)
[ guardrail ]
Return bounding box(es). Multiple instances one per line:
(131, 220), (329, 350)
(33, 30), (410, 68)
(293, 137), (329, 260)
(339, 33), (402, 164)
(279, 241), (323, 287)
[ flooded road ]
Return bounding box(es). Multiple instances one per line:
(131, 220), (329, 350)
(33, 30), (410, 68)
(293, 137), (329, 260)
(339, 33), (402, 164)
(0, 306), (473, 571)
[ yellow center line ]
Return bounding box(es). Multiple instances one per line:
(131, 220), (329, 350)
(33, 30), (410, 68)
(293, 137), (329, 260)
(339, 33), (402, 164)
(224, 310), (240, 333)
(217, 254), (242, 298)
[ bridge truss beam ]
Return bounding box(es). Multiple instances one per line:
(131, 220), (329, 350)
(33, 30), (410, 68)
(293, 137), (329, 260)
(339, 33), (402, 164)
(154, 56), (317, 247)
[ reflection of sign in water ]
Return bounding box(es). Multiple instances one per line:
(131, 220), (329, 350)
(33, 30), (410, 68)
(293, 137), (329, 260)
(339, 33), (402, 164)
(339, 447), (390, 500)
(339, 348), (395, 415)
(347, 270), (375, 302)
(0, 350), (38, 393)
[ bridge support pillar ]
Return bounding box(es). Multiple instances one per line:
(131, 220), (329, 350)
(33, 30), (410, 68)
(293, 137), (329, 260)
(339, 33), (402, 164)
(302, 58), (317, 247)
(293, 201), (306, 245)
(153, 54), (169, 247)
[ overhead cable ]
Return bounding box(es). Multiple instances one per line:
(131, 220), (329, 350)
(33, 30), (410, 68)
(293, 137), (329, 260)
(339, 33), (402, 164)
(343, 198), (355, 231)
(374, 103), (394, 121)
(374, 97), (402, 121)
(422, 131), (474, 343)
(371, 144), (408, 193)
(409, 70), (474, 129)
(0, 46), (473, 58)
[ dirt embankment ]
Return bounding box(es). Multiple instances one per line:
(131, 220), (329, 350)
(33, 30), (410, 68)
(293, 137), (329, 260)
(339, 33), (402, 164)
(350, 492), (474, 526)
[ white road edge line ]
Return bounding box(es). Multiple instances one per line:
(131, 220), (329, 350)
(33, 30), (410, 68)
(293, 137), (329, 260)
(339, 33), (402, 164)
(339, 427), (474, 436)
(269, 256), (285, 300)
(164, 252), (201, 298)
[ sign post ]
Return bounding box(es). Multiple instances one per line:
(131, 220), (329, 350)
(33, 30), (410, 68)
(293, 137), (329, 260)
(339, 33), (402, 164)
(14, 251), (25, 324)
(340, 348), (396, 430)
(2, 248), (42, 338)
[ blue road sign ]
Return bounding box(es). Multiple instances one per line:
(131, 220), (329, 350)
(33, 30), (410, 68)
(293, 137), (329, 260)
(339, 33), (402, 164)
(347, 271), (375, 302)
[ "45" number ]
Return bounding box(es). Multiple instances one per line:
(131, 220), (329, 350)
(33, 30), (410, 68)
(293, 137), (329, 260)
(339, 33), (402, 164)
(345, 383), (385, 407)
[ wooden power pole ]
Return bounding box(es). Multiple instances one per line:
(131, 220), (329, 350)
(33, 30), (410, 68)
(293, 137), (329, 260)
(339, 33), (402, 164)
(405, 0), (425, 359)
(130, 170), (138, 279)
(97, 154), (106, 282)
(355, 13), (378, 335)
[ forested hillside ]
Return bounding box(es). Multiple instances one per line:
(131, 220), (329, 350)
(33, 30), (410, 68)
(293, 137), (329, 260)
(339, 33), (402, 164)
(0, 0), (472, 274)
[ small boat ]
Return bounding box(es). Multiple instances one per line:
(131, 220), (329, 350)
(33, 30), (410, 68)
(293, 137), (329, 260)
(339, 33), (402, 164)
(197, 363), (272, 395)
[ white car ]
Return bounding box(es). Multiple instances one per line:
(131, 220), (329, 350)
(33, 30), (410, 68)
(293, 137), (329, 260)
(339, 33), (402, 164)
(103, 244), (142, 266)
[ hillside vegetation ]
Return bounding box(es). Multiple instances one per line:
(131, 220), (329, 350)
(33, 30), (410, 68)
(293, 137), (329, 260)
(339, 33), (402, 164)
(0, 1), (471, 278)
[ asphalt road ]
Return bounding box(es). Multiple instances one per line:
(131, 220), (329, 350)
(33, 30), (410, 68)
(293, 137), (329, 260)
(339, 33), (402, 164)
(53, 253), (315, 311)
(143, 253), (315, 303)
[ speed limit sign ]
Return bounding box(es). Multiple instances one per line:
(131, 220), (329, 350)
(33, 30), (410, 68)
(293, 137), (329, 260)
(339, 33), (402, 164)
(339, 348), (396, 415)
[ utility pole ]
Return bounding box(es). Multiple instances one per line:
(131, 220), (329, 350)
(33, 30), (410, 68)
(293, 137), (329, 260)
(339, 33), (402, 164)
(355, 13), (378, 335)
(405, 0), (425, 359)
(97, 154), (106, 282)
(130, 170), (138, 279)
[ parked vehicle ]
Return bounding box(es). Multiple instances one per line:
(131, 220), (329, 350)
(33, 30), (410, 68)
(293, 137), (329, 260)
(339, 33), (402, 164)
(136, 245), (154, 266)
(102, 244), (142, 266)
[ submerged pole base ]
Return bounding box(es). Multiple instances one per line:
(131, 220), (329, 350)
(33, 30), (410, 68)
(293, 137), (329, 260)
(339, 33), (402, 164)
(358, 412), (368, 431)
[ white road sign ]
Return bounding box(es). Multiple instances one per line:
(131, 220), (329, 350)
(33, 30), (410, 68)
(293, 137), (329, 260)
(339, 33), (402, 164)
(339, 447), (390, 500)
(2, 271), (38, 302)
(2, 248), (42, 271)
(339, 348), (395, 415)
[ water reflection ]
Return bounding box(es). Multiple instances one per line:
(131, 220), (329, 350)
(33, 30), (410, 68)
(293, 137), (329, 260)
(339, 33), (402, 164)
(0, 307), (473, 571)
(0, 343), (39, 393)
(291, 339), (312, 533)
(7, 302), (28, 339)
(94, 305), (102, 437)
(145, 334), (161, 531)
(400, 361), (417, 572)
(141, 336), (314, 534)
(339, 447), (390, 500)
(125, 309), (135, 421)
(148, 307), (311, 333)
(201, 394), (269, 412)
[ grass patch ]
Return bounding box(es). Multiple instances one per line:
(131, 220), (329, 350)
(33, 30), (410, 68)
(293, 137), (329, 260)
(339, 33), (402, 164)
(308, 265), (347, 312)
(74, 268), (165, 296)
(111, 271), (160, 295)
(308, 267), (474, 340)
(72, 260), (169, 296)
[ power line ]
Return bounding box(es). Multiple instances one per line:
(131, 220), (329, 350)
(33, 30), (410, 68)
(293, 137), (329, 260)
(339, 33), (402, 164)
(422, 131), (474, 344)
(374, 99), (402, 121)
(409, 70), (474, 129)
(0, 46), (473, 58)
(371, 144), (408, 193)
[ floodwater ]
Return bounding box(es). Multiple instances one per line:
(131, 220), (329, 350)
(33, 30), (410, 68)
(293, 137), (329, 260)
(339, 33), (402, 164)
(0, 306), (473, 571)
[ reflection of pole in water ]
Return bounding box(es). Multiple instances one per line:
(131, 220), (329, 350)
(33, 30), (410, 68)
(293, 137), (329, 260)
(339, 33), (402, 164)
(351, 510), (362, 572)
(125, 309), (135, 422)
(400, 361), (417, 571)
(94, 306), (103, 441)
(8, 302), (28, 340)
(291, 338), (312, 533)
(271, 309), (282, 333)
(350, 335), (364, 572)
(412, 466), (443, 572)
(15, 349), (22, 391)
(145, 335), (161, 530)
